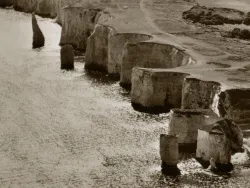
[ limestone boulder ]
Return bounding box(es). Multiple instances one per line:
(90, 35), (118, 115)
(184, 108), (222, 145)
(32, 13), (45, 48)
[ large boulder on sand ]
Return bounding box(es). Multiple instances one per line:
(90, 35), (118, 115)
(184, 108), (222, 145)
(0, 0), (13, 7)
(32, 13), (45, 48)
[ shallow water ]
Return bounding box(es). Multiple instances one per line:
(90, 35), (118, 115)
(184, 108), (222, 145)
(0, 8), (250, 188)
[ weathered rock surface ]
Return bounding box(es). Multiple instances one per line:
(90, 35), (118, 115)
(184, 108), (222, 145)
(32, 13), (45, 48)
(85, 24), (115, 72)
(108, 33), (152, 76)
(218, 89), (250, 121)
(160, 134), (180, 175)
(169, 109), (220, 152)
(196, 128), (232, 172)
(0, 0), (13, 7)
(120, 42), (194, 87)
(60, 44), (74, 70)
(183, 5), (246, 25)
(131, 68), (188, 112)
(36, 0), (58, 18)
(60, 4), (102, 50)
(182, 78), (221, 110)
(196, 119), (243, 171)
(56, 0), (79, 24)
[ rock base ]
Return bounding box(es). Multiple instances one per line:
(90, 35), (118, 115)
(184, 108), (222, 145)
(161, 162), (181, 176)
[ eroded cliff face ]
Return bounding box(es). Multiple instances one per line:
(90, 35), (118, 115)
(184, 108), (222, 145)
(120, 42), (195, 87)
(36, 0), (58, 18)
(131, 68), (188, 112)
(108, 33), (152, 76)
(14, 0), (38, 13)
(0, 0), (13, 7)
(182, 78), (221, 110)
(85, 24), (115, 71)
(56, 0), (79, 25)
(14, 0), (58, 18)
(60, 5), (101, 50)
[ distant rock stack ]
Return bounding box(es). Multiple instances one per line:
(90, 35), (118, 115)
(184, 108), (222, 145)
(0, 0), (14, 7)
(60, 45), (74, 70)
(32, 13), (45, 48)
(160, 134), (181, 175)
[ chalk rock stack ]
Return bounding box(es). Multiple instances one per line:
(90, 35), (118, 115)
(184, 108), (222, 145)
(196, 119), (243, 172)
(160, 134), (180, 175)
(32, 13), (45, 48)
(60, 45), (74, 70)
(0, 0), (13, 7)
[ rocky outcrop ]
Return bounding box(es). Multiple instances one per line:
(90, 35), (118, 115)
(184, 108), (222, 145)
(85, 24), (115, 72)
(182, 78), (221, 110)
(36, 0), (58, 18)
(160, 134), (180, 175)
(56, 0), (79, 25)
(108, 33), (152, 77)
(131, 68), (188, 112)
(196, 119), (243, 171)
(61, 44), (74, 70)
(60, 4), (102, 50)
(0, 0), (13, 7)
(32, 13), (45, 48)
(169, 109), (220, 152)
(218, 88), (250, 121)
(183, 5), (246, 25)
(120, 42), (195, 87)
(13, 0), (58, 18)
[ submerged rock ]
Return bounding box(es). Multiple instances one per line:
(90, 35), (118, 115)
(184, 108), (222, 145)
(0, 0), (13, 7)
(60, 45), (74, 70)
(32, 13), (45, 48)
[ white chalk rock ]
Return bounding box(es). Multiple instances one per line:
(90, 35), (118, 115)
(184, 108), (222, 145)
(120, 42), (195, 86)
(60, 4), (102, 50)
(131, 68), (188, 112)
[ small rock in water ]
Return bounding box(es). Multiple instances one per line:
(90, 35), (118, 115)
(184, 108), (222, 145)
(60, 45), (74, 70)
(32, 13), (45, 48)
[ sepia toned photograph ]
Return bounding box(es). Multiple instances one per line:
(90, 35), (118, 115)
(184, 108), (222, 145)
(0, 0), (250, 187)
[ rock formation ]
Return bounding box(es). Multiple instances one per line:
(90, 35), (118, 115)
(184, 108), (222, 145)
(60, 44), (74, 70)
(131, 68), (188, 112)
(120, 42), (194, 87)
(60, 3), (102, 50)
(160, 134), (180, 175)
(168, 109), (220, 152)
(32, 13), (45, 48)
(196, 119), (243, 172)
(85, 24), (115, 72)
(0, 0), (13, 7)
(182, 78), (221, 109)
